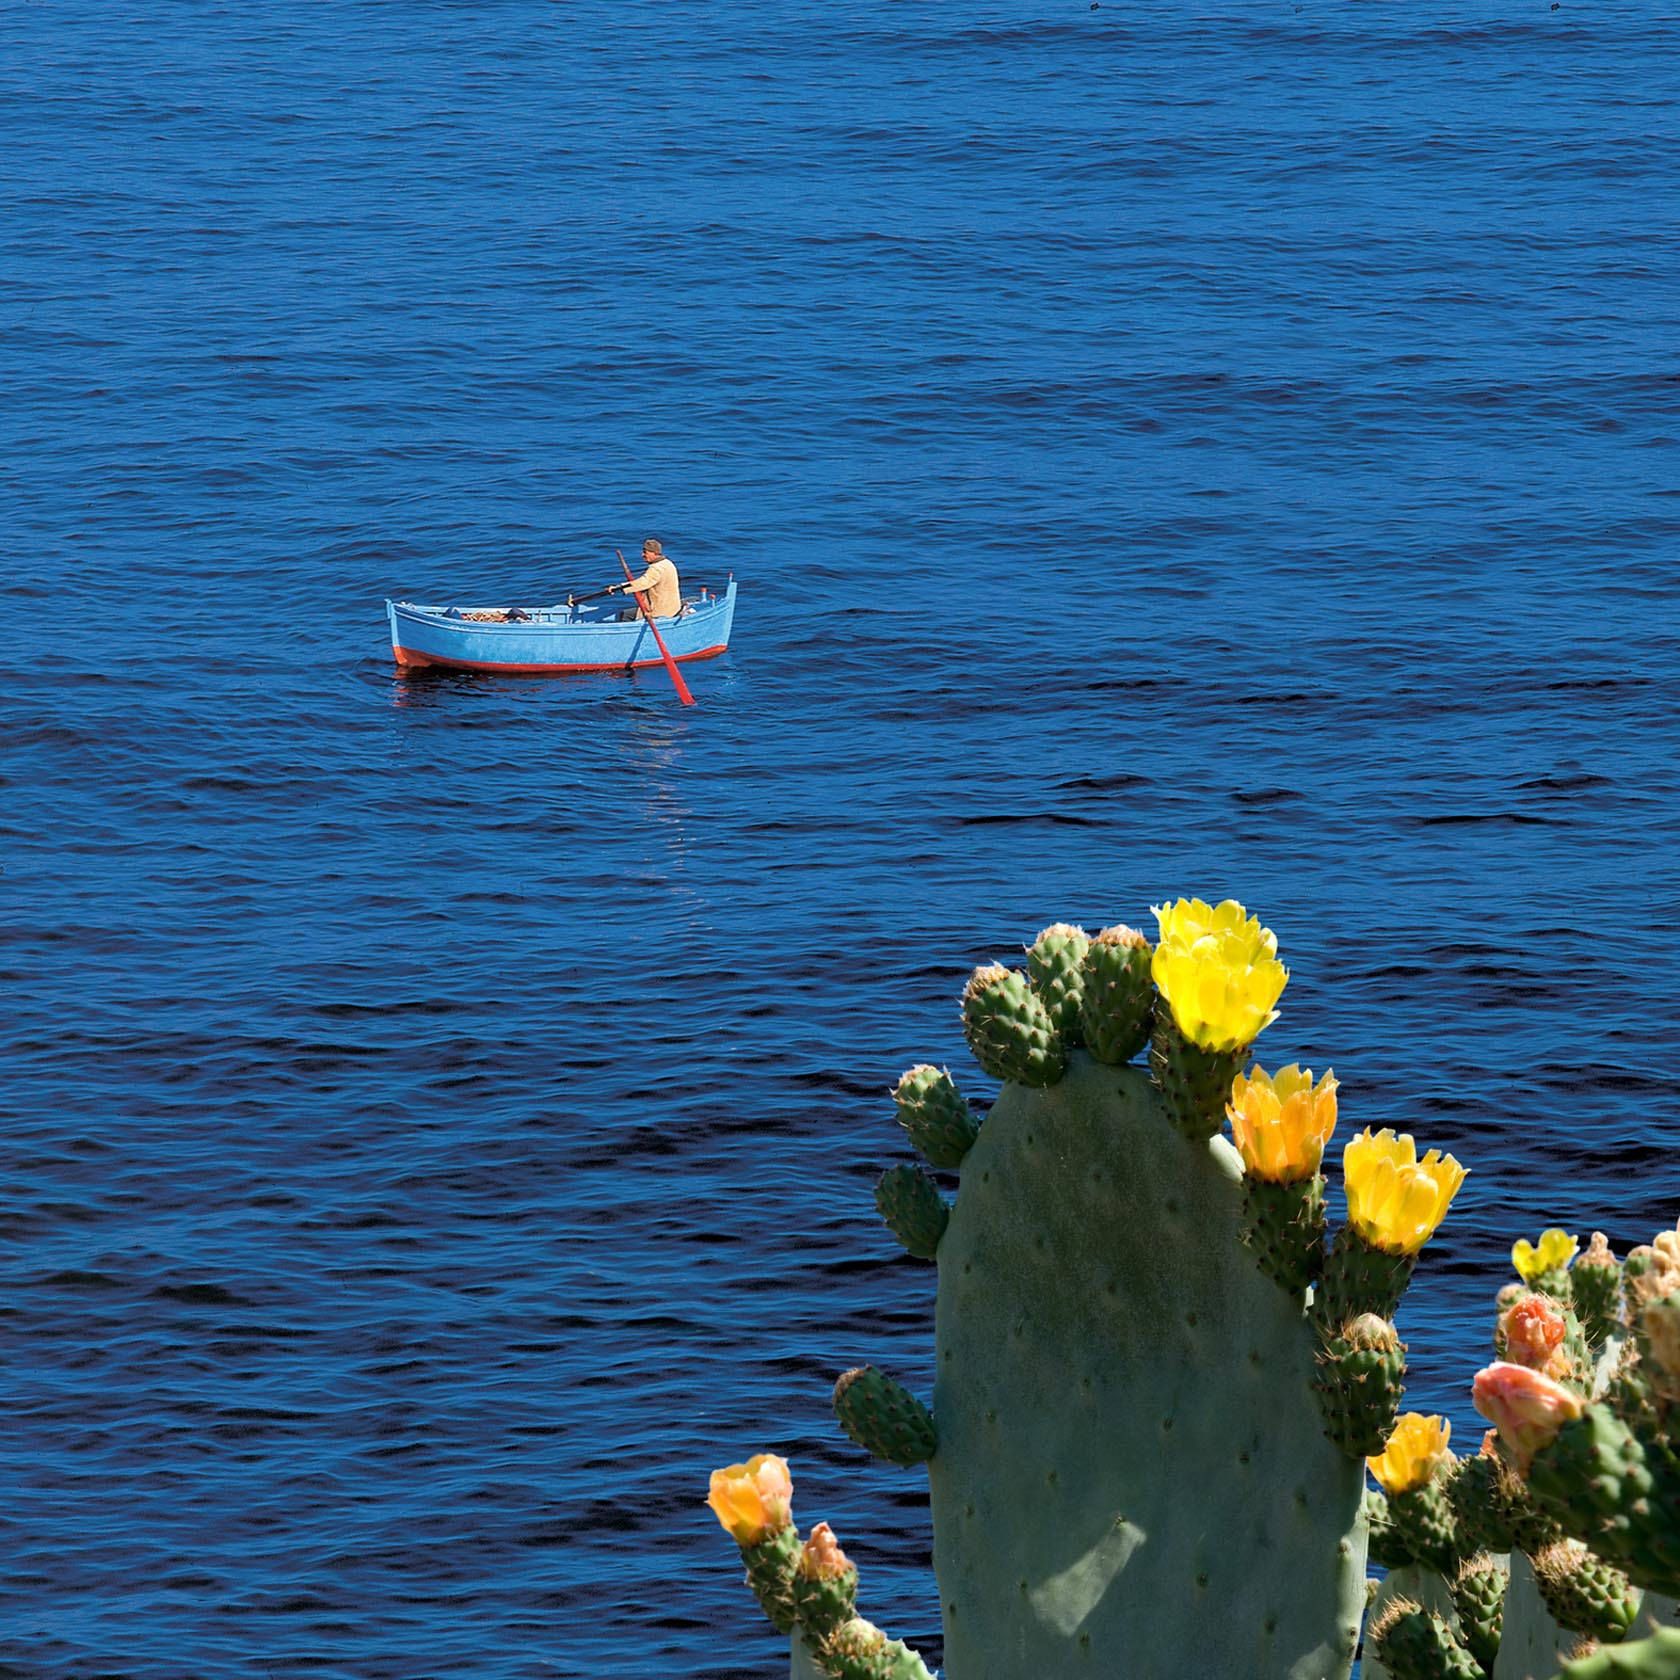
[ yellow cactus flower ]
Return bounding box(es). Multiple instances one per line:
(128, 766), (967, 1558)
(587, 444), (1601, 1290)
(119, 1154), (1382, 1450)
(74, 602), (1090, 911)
(707, 1453), (793, 1547)
(1226, 1063), (1339, 1183)
(1512, 1228), (1578, 1284)
(1149, 897), (1288, 1051)
(1367, 1412), (1453, 1495)
(1343, 1129), (1468, 1256)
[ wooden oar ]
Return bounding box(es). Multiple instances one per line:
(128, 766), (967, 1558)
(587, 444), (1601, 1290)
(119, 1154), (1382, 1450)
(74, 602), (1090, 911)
(617, 550), (696, 707)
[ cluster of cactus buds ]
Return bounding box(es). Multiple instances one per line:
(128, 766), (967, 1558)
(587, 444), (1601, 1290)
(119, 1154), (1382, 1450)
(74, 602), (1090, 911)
(707, 1457), (934, 1680)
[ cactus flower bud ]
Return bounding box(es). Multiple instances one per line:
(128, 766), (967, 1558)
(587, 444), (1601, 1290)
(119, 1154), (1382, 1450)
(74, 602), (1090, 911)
(1367, 1411), (1453, 1495)
(1149, 897), (1288, 1051)
(707, 1453), (793, 1546)
(1512, 1227), (1578, 1285)
(1227, 1063), (1338, 1183)
(1501, 1295), (1570, 1374)
(1472, 1362), (1583, 1472)
(800, 1521), (852, 1580)
(1343, 1128), (1468, 1256)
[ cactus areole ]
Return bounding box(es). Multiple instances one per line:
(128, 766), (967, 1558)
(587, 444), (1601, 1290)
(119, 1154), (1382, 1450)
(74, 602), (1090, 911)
(927, 1058), (1367, 1679)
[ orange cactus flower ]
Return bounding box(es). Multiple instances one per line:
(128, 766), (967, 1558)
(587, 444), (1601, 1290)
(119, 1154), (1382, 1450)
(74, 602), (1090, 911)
(707, 1453), (793, 1546)
(1501, 1296), (1570, 1375)
(1226, 1063), (1338, 1183)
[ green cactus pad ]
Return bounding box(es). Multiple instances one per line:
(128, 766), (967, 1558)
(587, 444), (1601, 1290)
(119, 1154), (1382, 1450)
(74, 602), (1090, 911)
(1447, 1448), (1523, 1555)
(1561, 1627), (1680, 1678)
(1315, 1228), (1418, 1329)
(1534, 1540), (1645, 1643)
(962, 964), (1068, 1089)
(1312, 1313), (1405, 1458)
(1367, 1596), (1483, 1680)
(1365, 1487), (1413, 1570)
(832, 1366), (937, 1467)
(876, 1164), (949, 1261)
(1528, 1408), (1667, 1577)
(1079, 925), (1155, 1065)
(1243, 1174), (1328, 1297)
(1574, 1235), (1625, 1349)
(1389, 1469), (1467, 1579)
(1147, 1011), (1248, 1142)
(812, 1619), (936, 1680)
(742, 1524), (803, 1634)
(1450, 1551), (1508, 1674)
(893, 1064), (981, 1169)
(927, 1057), (1366, 1679)
(792, 1562), (859, 1642)
(1026, 923), (1091, 1043)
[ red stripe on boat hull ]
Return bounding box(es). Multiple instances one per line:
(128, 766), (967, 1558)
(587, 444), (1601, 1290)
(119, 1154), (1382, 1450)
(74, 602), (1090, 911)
(392, 642), (729, 674)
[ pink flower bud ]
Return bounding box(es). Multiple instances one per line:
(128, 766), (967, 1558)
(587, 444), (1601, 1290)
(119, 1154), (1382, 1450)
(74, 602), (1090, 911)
(800, 1521), (853, 1581)
(1472, 1361), (1583, 1472)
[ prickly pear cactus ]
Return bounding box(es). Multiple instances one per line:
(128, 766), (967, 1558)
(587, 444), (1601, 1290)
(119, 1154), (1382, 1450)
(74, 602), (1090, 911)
(926, 1056), (1367, 1677)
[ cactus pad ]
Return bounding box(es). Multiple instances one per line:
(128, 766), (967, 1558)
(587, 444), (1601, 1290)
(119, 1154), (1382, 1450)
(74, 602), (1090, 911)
(893, 1064), (981, 1169)
(1026, 922), (1091, 1042)
(1388, 1468), (1466, 1579)
(1079, 925), (1155, 1065)
(833, 1366), (937, 1467)
(1147, 1011), (1247, 1141)
(1366, 1596), (1483, 1680)
(1449, 1551), (1508, 1674)
(742, 1525), (803, 1634)
(1560, 1627), (1680, 1678)
(927, 1057), (1366, 1678)
(1241, 1173), (1327, 1297)
(1574, 1234), (1624, 1349)
(1312, 1313), (1405, 1458)
(876, 1165), (949, 1261)
(1534, 1539), (1645, 1642)
(961, 965), (1068, 1089)
(1315, 1229), (1417, 1329)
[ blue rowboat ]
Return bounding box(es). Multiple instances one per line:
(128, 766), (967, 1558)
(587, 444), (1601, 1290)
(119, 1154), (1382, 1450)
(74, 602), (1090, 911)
(387, 579), (737, 675)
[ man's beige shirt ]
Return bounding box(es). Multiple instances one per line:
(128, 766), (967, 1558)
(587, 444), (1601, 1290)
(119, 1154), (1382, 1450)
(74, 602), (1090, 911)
(623, 557), (681, 617)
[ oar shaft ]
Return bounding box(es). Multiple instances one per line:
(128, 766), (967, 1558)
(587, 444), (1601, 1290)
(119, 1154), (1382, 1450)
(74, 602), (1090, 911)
(617, 550), (697, 707)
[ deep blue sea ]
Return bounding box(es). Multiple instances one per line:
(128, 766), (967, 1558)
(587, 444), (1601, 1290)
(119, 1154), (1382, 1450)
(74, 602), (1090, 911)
(4, 2), (1678, 1675)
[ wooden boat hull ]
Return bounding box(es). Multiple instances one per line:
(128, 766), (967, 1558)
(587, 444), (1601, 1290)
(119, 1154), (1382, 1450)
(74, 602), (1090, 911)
(387, 580), (736, 674)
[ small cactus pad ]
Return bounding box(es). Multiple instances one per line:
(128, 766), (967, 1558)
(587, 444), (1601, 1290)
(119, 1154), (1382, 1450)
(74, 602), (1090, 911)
(892, 1064), (981, 1169)
(1311, 1313), (1405, 1458)
(1449, 1551), (1508, 1674)
(1079, 924), (1155, 1065)
(1243, 1174), (1327, 1297)
(1447, 1447), (1522, 1555)
(1025, 922), (1090, 1042)
(1388, 1468), (1466, 1579)
(741, 1525), (802, 1634)
(928, 1057), (1366, 1679)
(832, 1366), (937, 1467)
(961, 964), (1068, 1089)
(1573, 1233), (1624, 1347)
(1534, 1539), (1645, 1642)
(875, 1165), (949, 1261)
(791, 1565), (859, 1642)
(1366, 1596), (1483, 1680)
(1147, 1010), (1248, 1141)
(1314, 1228), (1418, 1329)
(812, 1619), (936, 1680)
(1364, 1487), (1412, 1570)
(1561, 1627), (1680, 1678)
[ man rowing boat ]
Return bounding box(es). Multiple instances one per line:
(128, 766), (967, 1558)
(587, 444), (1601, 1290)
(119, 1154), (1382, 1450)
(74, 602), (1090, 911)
(610, 539), (682, 618)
